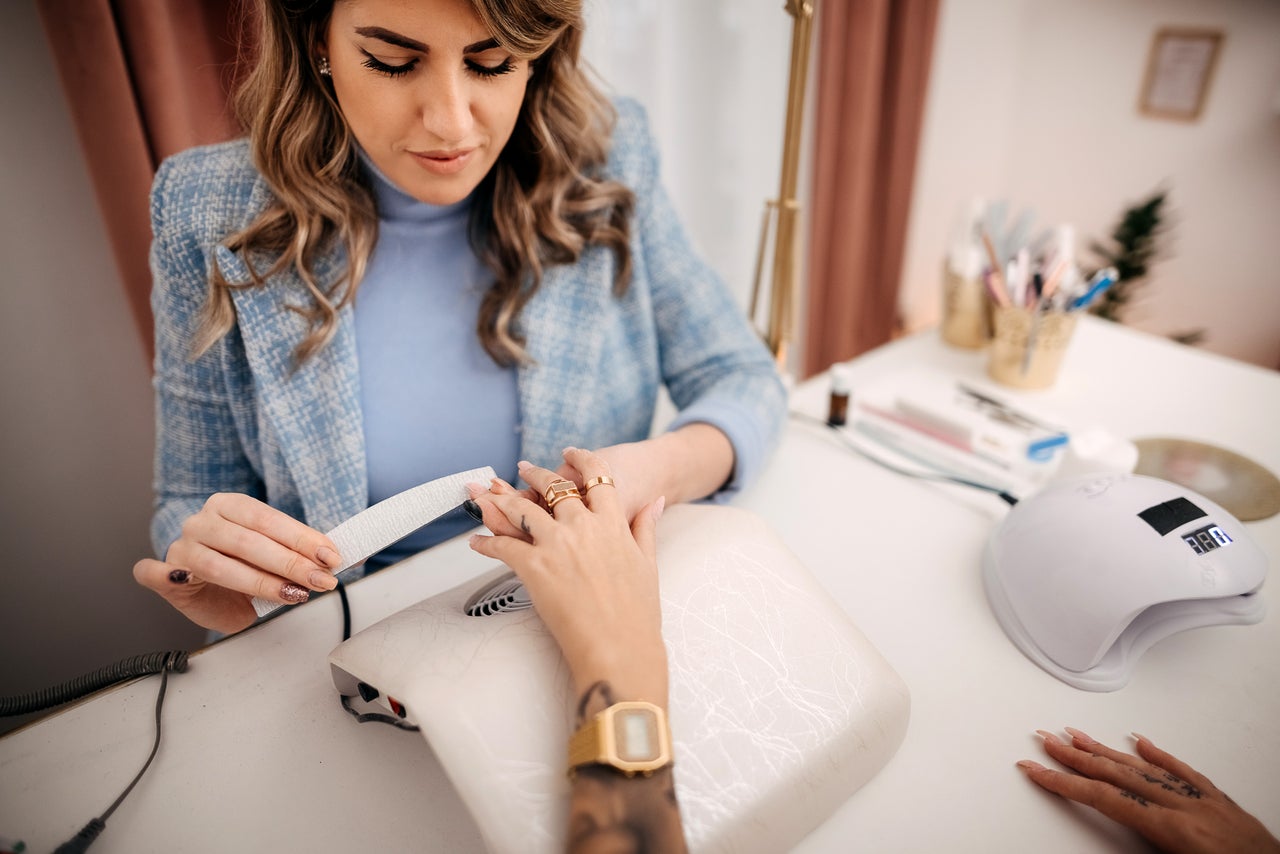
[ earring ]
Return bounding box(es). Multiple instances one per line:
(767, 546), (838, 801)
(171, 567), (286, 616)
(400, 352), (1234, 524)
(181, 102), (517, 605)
(318, 56), (331, 77)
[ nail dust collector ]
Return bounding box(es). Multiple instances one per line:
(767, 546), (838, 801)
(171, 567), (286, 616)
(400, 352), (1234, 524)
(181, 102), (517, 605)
(329, 504), (910, 854)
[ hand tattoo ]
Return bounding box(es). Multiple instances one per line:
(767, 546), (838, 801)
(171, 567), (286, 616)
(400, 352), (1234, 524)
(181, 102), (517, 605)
(1119, 789), (1150, 807)
(521, 514), (532, 536)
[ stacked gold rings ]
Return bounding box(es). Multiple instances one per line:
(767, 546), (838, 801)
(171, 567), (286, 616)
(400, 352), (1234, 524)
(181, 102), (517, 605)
(544, 479), (583, 509)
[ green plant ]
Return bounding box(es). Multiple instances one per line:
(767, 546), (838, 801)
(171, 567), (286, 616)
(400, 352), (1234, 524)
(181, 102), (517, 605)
(1088, 190), (1203, 345)
(1088, 190), (1167, 323)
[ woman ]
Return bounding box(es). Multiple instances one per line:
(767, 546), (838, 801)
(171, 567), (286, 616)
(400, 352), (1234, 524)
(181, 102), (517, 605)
(133, 0), (786, 633)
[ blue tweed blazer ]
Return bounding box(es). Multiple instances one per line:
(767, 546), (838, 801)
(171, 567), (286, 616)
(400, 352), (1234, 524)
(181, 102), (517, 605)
(148, 99), (787, 558)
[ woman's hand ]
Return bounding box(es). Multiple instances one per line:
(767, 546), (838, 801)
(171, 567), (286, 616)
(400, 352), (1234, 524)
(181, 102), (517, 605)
(467, 448), (668, 705)
(133, 493), (342, 633)
(465, 424), (732, 543)
(1019, 728), (1280, 854)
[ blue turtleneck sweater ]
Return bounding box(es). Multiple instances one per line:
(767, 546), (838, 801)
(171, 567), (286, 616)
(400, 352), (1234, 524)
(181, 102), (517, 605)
(354, 155), (520, 568)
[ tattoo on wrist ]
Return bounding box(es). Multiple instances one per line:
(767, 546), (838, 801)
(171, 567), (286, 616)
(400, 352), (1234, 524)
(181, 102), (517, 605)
(575, 681), (616, 725)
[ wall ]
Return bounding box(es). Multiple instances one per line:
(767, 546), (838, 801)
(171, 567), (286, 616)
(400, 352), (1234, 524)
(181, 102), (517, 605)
(582, 0), (793, 316)
(900, 0), (1280, 368)
(0, 0), (207, 732)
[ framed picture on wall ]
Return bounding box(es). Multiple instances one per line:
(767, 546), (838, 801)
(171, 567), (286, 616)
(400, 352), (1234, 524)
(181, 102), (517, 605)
(1139, 28), (1224, 121)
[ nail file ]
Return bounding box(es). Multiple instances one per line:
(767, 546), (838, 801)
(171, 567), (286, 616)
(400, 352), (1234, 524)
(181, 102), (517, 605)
(252, 465), (497, 618)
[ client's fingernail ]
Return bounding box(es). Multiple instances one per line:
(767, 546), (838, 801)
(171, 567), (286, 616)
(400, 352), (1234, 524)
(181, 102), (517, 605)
(517, 460), (532, 470)
(466, 482), (486, 497)
(653, 496), (666, 521)
(168, 569), (190, 584)
(1016, 760), (1044, 772)
(281, 583), (310, 604)
(316, 546), (340, 568)
(308, 570), (337, 591)
(1064, 727), (1096, 745)
(563, 446), (578, 454)
(1131, 732), (1151, 745)
(463, 499), (484, 522)
(1036, 729), (1063, 744)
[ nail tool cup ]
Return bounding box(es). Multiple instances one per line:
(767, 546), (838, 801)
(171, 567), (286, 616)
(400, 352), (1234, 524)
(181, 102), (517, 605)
(940, 260), (993, 349)
(987, 305), (1079, 390)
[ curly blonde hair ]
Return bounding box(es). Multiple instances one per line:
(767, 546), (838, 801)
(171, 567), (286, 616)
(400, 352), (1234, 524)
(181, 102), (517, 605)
(194, 0), (634, 367)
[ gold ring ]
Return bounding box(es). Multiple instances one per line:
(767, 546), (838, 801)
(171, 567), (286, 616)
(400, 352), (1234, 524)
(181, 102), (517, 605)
(584, 475), (615, 492)
(544, 479), (582, 509)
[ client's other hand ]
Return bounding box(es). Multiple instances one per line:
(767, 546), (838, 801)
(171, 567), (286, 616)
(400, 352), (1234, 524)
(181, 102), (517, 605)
(1019, 728), (1280, 854)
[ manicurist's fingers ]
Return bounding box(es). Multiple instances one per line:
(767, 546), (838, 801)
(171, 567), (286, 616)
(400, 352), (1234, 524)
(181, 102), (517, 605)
(132, 558), (259, 633)
(199, 492), (342, 571)
(174, 511), (337, 593)
(164, 542), (316, 605)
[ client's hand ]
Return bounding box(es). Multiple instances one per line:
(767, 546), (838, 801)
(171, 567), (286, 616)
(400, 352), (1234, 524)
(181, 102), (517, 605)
(1019, 728), (1280, 854)
(133, 493), (342, 633)
(465, 424), (732, 543)
(467, 448), (668, 705)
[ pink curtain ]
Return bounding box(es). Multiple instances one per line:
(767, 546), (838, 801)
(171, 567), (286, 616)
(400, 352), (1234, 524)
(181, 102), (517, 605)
(804, 0), (939, 377)
(37, 0), (249, 362)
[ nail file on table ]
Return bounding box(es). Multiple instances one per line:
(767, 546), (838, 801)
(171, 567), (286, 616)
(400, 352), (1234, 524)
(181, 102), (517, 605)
(252, 465), (498, 618)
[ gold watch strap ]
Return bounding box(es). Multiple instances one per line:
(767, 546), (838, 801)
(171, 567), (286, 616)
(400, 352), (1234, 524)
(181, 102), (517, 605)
(567, 700), (673, 778)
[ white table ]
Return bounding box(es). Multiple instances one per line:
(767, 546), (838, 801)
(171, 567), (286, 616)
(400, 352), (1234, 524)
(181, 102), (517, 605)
(3, 317), (1277, 852)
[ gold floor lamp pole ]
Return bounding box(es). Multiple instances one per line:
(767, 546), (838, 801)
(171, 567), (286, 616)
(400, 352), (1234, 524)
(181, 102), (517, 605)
(749, 0), (817, 372)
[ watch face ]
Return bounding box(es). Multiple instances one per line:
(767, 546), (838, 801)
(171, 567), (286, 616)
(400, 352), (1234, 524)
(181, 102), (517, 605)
(616, 707), (660, 762)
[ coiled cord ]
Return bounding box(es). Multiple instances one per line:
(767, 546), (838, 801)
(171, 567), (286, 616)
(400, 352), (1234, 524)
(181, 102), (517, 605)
(0, 650), (189, 717)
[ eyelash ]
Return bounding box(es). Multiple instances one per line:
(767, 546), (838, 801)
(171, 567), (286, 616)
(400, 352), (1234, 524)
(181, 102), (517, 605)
(359, 51), (516, 80)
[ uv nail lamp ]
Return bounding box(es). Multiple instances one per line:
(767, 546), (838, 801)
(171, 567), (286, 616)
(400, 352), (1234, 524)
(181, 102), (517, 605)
(329, 504), (910, 854)
(982, 473), (1268, 691)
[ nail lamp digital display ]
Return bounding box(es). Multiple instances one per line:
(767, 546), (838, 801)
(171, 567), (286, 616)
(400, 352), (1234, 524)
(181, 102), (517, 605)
(982, 474), (1268, 691)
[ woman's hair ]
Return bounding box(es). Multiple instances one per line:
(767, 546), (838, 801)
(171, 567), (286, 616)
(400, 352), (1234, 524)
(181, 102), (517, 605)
(194, 0), (634, 367)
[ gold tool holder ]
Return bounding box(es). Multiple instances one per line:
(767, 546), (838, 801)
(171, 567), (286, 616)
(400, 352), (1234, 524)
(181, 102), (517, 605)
(749, 0), (816, 372)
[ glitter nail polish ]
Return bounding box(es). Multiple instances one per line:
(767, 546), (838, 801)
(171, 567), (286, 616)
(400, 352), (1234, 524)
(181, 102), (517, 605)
(280, 583), (310, 604)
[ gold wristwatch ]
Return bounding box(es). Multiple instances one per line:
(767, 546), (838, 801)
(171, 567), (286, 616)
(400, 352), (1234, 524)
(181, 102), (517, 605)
(567, 700), (672, 778)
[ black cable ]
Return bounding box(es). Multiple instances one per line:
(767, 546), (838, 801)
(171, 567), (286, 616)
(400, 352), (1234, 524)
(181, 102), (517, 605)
(336, 577), (351, 641)
(791, 411), (1019, 506)
(332, 571), (421, 730)
(0, 650), (188, 717)
(338, 693), (420, 731)
(53, 651), (182, 854)
(25, 572), (354, 853)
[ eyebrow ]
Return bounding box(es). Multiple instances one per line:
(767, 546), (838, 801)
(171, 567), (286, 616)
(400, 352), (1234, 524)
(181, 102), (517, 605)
(354, 26), (500, 55)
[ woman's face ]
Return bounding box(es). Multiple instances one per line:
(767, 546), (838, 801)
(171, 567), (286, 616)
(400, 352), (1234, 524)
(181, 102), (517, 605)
(323, 0), (530, 205)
